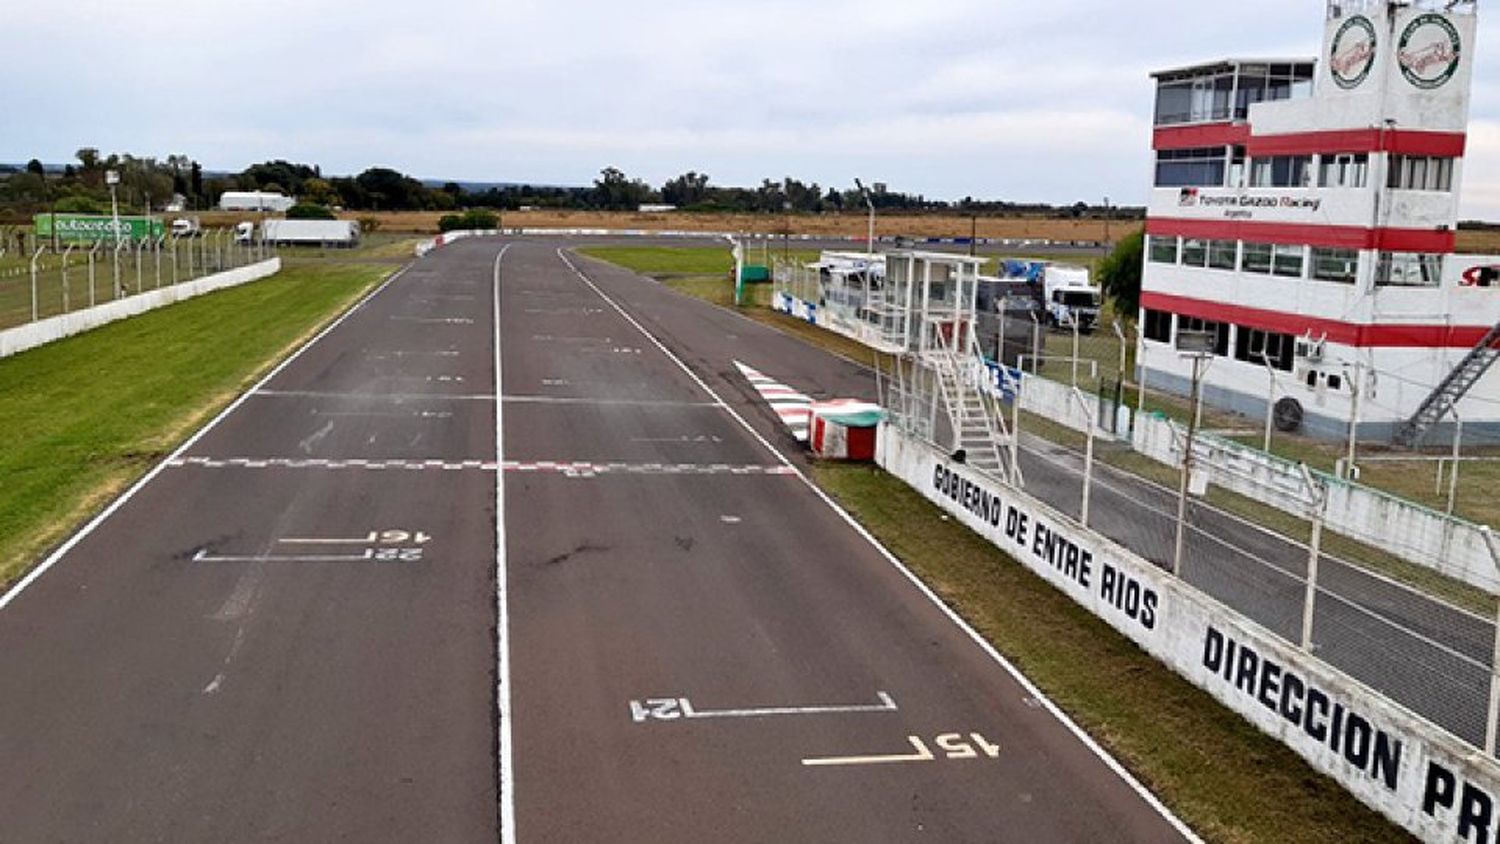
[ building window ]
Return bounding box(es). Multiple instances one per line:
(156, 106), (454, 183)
(1143, 309), (1173, 343)
(1208, 240), (1238, 270)
(1181, 238), (1209, 267)
(1154, 74), (1234, 125)
(1375, 252), (1442, 287)
(1148, 235), (1180, 264)
(1155, 147), (1228, 187)
(1250, 156), (1312, 187)
(1241, 242), (1274, 274)
(1311, 247), (1359, 283)
(1233, 63), (1315, 119)
(1387, 156), (1455, 192)
(1319, 153), (1368, 188)
(1272, 244), (1305, 278)
(1233, 326), (1296, 371)
(1178, 316), (1231, 356)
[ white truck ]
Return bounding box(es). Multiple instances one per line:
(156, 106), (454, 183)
(170, 217), (202, 238)
(258, 219), (361, 247)
(1040, 264), (1101, 333)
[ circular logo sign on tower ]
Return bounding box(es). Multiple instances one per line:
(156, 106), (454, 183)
(1330, 15), (1377, 89)
(1398, 13), (1462, 89)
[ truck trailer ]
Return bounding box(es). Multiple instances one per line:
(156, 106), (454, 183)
(253, 219), (361, 247)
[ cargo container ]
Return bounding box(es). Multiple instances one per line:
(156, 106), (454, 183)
(260, 219), (361, 247)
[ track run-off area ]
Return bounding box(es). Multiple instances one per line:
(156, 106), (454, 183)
(0, 237), (1195, 841)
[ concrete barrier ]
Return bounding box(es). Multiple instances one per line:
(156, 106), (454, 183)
(878, 423), (1500, 843)
(0, 258), (282, 359)
(1133, 412), (1500, 595)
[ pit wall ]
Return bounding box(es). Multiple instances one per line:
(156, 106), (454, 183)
(0, 258), (282, 360)
(1133, 412), (1500, 596)
(877, 423), (1500, 843)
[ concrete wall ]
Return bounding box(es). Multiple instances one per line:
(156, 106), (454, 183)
(1133, 411), (1500, 595)
(878, 424), (1500, 843)
(0, 258), (282, 359)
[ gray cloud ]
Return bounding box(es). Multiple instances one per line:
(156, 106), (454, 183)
(5, 0), (1498, 218)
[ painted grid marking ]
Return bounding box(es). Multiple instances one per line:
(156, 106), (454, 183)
(167, 456), (795, 476)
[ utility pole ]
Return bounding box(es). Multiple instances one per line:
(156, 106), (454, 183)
(106, 169), (122, 297)
(855, 178), (876, 259)
(1171, 330), (1214, 576)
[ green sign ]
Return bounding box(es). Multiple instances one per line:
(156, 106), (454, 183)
(33, 213), (166, 244)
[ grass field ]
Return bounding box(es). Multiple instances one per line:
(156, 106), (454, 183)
(0, 260), (394, 589)
(583, 244), (1420, 840)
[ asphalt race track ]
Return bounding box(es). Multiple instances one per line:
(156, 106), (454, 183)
(0, 237), (1192, 842)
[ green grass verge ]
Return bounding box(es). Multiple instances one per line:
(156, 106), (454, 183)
(814, 463), (1410, 843)
(0, 260), (393, 589)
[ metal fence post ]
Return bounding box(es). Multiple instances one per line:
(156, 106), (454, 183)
(1028, 313), (1040, 375)
(1447, 410), (1463, 516)
(1263, 359), (1277, 453)
(1298, 463), (1327, 652)
(1481, 526), (1500, 756)
(29, 245), (45, 322)
(112, 240), (123, 299)
(1072, 387), (1096, 527)
(154, 236), (163, 288)
(134, 239), (143, 293)
(1071, 317), (1080, 387)
(88, 241), (100, 307)
(61, 244), (74, 312)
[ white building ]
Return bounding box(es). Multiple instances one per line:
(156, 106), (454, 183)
(218, 191), (295, 213)
(1138, 0), (1500, 444)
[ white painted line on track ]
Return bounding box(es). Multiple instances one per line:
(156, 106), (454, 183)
(192, 548), (385, 563)
(493, 243), (518, 844)
(255, 390), (497, 401)
(801, 736), (935, 767)
(501, 395), (719, 408)
(555, 247), (1202, 843)
(0, 262), (415, 613)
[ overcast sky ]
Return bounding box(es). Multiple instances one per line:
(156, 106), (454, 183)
(6, 1), (1499, 218)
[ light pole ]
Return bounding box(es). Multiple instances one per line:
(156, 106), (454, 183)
(854, 178), (876, 259)
(1102, 196), (1112, 246)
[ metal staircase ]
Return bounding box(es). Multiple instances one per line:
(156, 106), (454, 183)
(928, 324), (1020, 483)
(1394, 319), (1500, 447)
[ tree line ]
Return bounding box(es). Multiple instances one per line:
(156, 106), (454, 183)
(0, 149), (1142, 219)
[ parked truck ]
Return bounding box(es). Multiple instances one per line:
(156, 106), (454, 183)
(994, 259), (1102, 333)
(254, 219), (361, 247)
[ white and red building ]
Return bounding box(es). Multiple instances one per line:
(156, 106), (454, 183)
(1138, 0), (1500, 443)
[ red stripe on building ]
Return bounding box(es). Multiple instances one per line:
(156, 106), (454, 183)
(1141, 291), (1491, 348)
(1152, 123), (1251, 150)
(1245, 128), (1466, 158)
(1146, 218), (1456, 253)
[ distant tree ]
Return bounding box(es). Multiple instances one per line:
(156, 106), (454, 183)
(592, 167), (652, 211)
(286, 203), (336, 220)
(660, 171), (710, 207)
(75, 147), (100, 171)
(301, 177), (339, 206)
(1096, 230), (1144, 316)
(63, 164), (76, 178)
(25, 159), (45, 176)
(190, 162), (203, 206)
(54, 195), (106, 213)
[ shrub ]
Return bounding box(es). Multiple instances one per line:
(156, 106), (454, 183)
(286, 203), (335, 220)
(438, 209), (498, 232)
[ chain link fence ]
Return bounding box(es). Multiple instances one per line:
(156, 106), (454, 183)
(944, 311), (1500, 753)
(0, 226), (273, 332)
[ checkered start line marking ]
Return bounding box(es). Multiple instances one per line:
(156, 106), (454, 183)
(168, 456), (795, 478)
